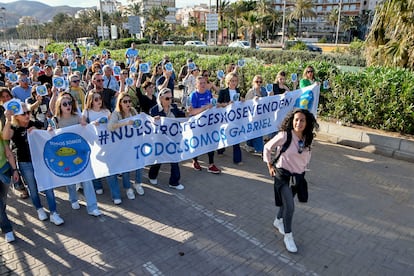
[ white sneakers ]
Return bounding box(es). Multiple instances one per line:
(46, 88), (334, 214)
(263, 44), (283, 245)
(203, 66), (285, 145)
(37, 208), (48, 221)
(283, 233), (298, 253)
(113, 199), (122, 205)
(88, 209), (102, 217)
(50, 212), (64, 226)
(133, 183), (145, 195)
(5, 232), (15, 243)
(37, 208), (64, 225)
(149, 178), (158, 185)
(273, 217), (285, 235)
(169, 184), (185, 190)
(126, 188), (135, 200)
(71, 201), (81, 210)
(95, 189), (104, 195)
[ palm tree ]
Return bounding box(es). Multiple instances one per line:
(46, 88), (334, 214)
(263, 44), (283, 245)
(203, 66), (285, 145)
(366, 0), (414, 68)
(255, 0), (274, 40)
(218, 0), (231, 44)
(341, 16), (357, 42)
(240, 11), (260, 48)
(288, 0), (316, 38)
(125, 2), (142, 16)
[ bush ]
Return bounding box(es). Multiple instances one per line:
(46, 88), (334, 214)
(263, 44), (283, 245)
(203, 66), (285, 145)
(44, 43), (413, 134)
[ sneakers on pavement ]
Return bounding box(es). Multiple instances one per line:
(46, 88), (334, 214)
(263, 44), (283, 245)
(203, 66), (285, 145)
(88, 209), (102, 217)
(37, 208), (48, 221)
(169, 184), (185, 190)
(95, 189), (103, 195)
(71, 201), (80, 210)
(284, 233), (298, 253)
(113, 198), (122, 205)
(207, 164), (221, 174)
(273, 217), (285, 235)
(133, 183), (145, 195)
(192, 160), (202, 171)
(50, 212), (64, 226)
(5, 232), (15, 243)
(149, 178), (158, 185)
(126, 188), (135, 200)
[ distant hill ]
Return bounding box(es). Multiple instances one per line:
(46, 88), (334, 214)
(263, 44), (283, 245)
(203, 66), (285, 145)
(0, 0), (94, 27)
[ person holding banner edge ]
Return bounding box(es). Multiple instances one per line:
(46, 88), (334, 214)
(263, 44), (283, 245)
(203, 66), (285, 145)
(3, 104), (64, 225)
(149, 88), (186, 190)
(263, 108), (319, 253)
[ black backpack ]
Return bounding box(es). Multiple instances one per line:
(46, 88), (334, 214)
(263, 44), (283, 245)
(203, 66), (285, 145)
(271, 130), (292, 167)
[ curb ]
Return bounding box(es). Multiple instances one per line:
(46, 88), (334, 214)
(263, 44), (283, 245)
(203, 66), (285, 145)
(317, 121), (414, 163)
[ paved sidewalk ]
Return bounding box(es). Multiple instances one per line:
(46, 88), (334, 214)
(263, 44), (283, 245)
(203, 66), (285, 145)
(1, 140), (413, 275)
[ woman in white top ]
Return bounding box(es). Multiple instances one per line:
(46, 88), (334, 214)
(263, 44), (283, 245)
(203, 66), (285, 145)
(82, 91), (112, 196)
(106, 92), (144, 204)
(263, 109), (318, 253)
(51, 92), (102, 217)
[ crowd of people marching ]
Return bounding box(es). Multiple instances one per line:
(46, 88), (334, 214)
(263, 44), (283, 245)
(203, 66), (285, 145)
(0, 42), (319, 253)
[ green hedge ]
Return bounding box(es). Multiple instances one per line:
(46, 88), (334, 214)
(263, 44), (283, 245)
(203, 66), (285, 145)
(44, 43), (413, 135)
(322, 66), (414, 134)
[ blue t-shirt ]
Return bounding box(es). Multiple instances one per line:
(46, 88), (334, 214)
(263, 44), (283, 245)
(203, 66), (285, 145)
(190, 90), (212, 109)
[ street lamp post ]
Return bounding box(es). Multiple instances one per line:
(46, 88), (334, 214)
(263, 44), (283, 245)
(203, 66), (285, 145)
(335, 0), (343, 44)
(99, 0), (105, 39)
(281, 0), (286, 46)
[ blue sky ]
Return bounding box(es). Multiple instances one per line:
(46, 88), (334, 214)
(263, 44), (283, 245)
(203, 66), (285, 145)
(0, 0), (213, 8)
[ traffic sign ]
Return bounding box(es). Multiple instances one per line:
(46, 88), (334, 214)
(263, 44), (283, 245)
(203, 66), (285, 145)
(206, 13), (218, 31)
(128, 16), (141, 34)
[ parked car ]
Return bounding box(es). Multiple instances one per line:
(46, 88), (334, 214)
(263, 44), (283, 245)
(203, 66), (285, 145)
(305, 42), (323, 53)
(228, 40), (260, 49)
(283, 40), (322, 53)
(184, 40), (207, 47)
(162, 41), (175, 46)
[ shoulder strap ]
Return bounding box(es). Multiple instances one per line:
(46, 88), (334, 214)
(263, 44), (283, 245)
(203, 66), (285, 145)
(271, 130), (292, 167)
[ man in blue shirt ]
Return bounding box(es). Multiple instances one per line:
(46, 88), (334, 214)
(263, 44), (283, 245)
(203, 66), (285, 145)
(188, 76), (221, 174)
(11, 73), (32, 102)
(125, 42), (138, 67)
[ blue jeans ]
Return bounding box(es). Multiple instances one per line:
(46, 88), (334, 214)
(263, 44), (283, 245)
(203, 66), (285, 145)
(93, 176), (122, 201)
(148, 163), (180, 186)
(134, 168), (142, 184)
(18, 162), (57, 213)
(0, 168), (12, 233)
(247, 137), (264, 152)
(217, 144), (242, 163)
(66, 180), (98, 213)
(106, 172), (130, 200)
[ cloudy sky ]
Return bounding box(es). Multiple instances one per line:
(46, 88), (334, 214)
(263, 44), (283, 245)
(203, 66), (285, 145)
(0, 0), (214, 8)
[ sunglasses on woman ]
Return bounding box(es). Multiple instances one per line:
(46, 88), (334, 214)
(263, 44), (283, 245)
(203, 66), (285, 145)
(122, 99), (132, 104)
(62, 101), (72, 107)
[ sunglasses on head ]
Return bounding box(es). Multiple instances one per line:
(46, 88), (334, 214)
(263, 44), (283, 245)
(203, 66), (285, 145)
(122, 99), (131, 104)
(298, 140), (304, 154)
(62, 101), (72, 107)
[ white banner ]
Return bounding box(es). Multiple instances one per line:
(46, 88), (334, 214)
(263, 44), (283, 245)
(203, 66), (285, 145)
(28, 84), (319, 191)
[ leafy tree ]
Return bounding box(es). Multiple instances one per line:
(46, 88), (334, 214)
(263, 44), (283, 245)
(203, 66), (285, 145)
(365, 0), (414, 68)
(240, 11), (260, 48)
(288, 0), (316, 38)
